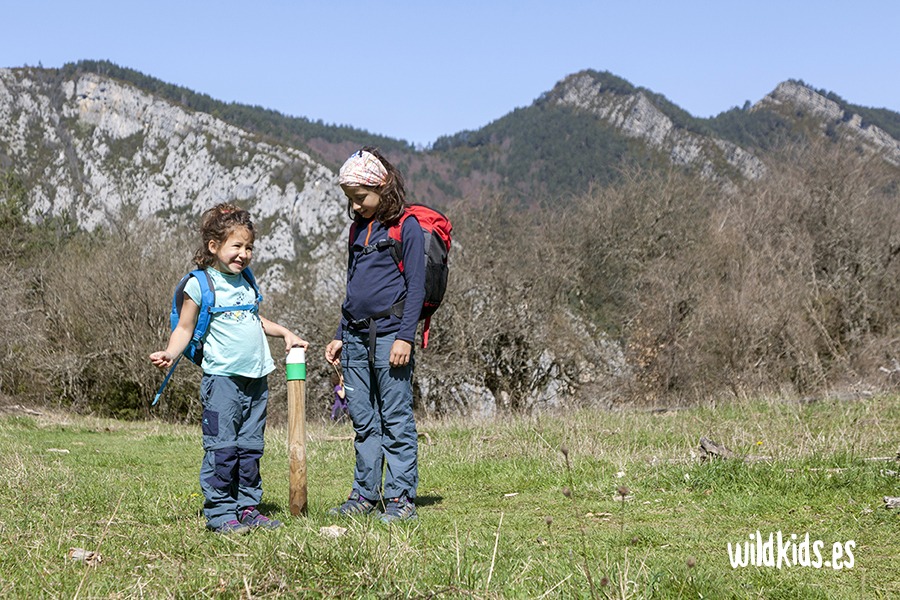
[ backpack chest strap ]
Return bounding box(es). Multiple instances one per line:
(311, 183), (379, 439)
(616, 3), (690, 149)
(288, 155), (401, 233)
(357, 238), (396, 255)
(208, 303), (259, 313)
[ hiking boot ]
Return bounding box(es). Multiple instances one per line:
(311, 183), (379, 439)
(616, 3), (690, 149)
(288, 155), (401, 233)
(327, 491), (378, 517)
(380, 494), (417, 524)
(209, 519), (251, 535)
(239, 507), (283, 530)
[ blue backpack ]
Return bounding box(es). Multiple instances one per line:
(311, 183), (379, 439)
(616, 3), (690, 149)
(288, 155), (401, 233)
(152, 268), (261, 405)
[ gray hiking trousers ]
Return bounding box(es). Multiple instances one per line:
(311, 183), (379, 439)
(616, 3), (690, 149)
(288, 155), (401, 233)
(341, 330), (419, 501)
(199, 374), (268, 528)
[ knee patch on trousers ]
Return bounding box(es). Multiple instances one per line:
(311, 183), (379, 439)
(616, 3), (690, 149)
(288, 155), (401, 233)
(204, 447), (238, 490)
(238, 448), (263, 487)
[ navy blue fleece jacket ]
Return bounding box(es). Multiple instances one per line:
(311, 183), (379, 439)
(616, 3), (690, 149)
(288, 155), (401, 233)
(335, 214), (425, 343)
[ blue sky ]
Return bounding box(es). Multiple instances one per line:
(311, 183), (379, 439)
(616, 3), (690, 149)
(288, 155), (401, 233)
(3, 1), (898, 147)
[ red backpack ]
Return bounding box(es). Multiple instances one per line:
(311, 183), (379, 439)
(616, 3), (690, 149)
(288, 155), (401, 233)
(349, 204), (452, 347)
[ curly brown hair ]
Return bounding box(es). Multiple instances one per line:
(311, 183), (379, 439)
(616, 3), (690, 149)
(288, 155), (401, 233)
(192, 203), (255, 268)
(346, 146), (407, 225)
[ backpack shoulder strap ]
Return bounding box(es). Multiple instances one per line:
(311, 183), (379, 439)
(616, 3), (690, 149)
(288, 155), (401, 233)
(387, 210), (411, 242)
(171, 270), (216, 329)
(386, 210), (414, 271)
(155, 269), (214, 407)
(240, 267), (262, 305)
(189, 269), (216, 342)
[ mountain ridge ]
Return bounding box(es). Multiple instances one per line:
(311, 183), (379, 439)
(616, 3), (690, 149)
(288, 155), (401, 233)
(3, 62), (900, 228)
(14, 61), (896, 206)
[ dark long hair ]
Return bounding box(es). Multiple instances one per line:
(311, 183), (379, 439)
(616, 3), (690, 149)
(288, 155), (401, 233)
(348, 146), (407, 225)
(192, 203), (255, 268)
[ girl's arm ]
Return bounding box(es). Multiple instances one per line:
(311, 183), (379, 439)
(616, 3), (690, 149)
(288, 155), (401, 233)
(390, 216), (427, 367)
(149, 296), (200, 370)
(260, 315), (309, 354)
(397, 216), (426, 342)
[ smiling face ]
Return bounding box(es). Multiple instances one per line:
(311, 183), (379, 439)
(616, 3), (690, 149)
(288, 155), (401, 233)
(208, 226), (254, 274)
(341, 184), (382, 220)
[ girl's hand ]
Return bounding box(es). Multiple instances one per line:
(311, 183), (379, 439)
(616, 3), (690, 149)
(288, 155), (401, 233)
(283, 332), (309, 354)
(149, 351), (176, 370)
(325, 339), (343, 365)
(389, 339), (412, 368)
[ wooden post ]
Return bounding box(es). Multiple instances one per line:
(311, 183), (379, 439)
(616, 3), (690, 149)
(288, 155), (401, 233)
(286, 348), (307, 516)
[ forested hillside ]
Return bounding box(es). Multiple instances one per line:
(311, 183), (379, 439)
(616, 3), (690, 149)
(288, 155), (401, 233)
(2, 63), (900, 420)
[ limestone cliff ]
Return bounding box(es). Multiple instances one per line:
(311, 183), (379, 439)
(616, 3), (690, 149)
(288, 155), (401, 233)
(548, 71), (768, 184)
(754, 80), (900, 166)
(0, 68), (347, 295)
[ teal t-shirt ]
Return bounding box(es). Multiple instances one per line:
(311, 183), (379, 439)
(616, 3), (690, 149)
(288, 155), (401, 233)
(184, 268), (275, 378)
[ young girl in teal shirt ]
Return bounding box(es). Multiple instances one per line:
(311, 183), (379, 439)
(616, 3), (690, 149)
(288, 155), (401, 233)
(151, 203), (307, 534)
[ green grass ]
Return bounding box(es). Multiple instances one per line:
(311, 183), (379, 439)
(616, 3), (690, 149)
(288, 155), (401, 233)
(0, 395), (897, 598)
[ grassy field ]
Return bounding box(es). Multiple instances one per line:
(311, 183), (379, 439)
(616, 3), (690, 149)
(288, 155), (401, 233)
(0, 395), (897, 599)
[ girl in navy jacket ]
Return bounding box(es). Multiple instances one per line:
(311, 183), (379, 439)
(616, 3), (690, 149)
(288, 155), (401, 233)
(325, 147), (425, 523)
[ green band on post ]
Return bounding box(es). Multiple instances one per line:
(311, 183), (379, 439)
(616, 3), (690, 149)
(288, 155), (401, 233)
(286, 363), (306, 381)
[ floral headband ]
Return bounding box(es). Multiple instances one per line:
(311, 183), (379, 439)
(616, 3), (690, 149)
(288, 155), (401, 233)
(338, 150), (388, 187)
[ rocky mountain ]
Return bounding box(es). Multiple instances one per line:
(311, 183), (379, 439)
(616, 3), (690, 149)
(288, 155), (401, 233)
(4, 63), (899, 318)
(546, 71), (768, 183)
(553, 73), (900, 175)
(13, 62), (896, 213)
(428, 70), (900, 200)
(753, 80), (900, 166)
(0, 66), (347, 297)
